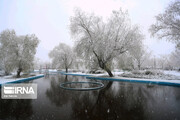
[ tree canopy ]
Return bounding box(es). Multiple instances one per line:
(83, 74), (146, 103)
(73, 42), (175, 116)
(49, 43), (74, 72)
(149, 0), (180, 49)
(70, 9), (144, 77)
(0, 29), (39, 77)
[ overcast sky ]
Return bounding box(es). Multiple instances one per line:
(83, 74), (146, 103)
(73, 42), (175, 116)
(0, 0), (175, 62)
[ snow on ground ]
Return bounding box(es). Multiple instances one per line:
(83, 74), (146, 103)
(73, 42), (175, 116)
(112, 71), (124, 76)
(48, 69), (58, 72)
(62, 71), (180, 84)
(114, 76), (180, 84)
(0, 73), (43, 85)
(63, 71), (124, 77)
(0, 75), (16, 84)
(119, 70), (180, 80)
(63, 71), (180, 80)
(164, 70), (180, 76)
(63, 72), (103, 76)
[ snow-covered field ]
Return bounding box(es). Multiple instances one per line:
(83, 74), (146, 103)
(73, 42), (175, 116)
(63, 70), (180, 79)
(164, 70), (180, 76)
(120, 70), (180, 80)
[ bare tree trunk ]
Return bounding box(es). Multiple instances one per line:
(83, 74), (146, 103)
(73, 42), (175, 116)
(137, 60), (141, 70)
(104, 66), (113, 77)
(17, 68), (22, 78)
(65, 68), (68, 73)
(5, 71), (10, 75)
(91, 81), (113, 111)
(93, 50), (114, 77)
(65, 75), (68, 82)
(138, 64), (141, 70)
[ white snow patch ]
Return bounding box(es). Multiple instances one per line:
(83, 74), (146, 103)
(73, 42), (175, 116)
(164, 70), (180, 77)
(85, 109), (87, 113)
(63, 71), (124, 77)
(107, 109), (110, 113)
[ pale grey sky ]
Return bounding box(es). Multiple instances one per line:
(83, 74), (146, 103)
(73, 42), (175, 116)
(0, 0), (175, 62)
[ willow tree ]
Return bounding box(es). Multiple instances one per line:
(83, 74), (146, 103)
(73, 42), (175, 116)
(129, 40), (149, 70)
(49, 43), (74, 73)
(0, 29), (39, 77)
(14, 35), (39, 77)
(0, 30), (16, 75)
(70, 9), (143, 77)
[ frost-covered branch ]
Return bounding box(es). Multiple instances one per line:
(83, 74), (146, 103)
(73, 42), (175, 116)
(49, 43), (74, 73)
(149, 0), (180, 49)
(70, 8), (144, 77)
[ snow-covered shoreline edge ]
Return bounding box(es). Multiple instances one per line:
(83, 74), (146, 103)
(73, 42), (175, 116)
(61, 72), (180, 87)
(87, 76), (180, 87)
(1, 70), (179, 87)
(0, 74), (44, 85)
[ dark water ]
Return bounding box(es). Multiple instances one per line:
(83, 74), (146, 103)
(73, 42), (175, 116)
(0, 74), (180, 120)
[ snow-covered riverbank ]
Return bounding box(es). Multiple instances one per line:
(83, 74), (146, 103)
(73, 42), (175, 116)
(120, 70), (180, 80)
(1, 70), (179, 86)
(0, 74), (44, 85)
(61, 70), (180, 86)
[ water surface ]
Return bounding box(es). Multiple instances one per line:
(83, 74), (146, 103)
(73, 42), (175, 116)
(0, 74), (180, 120)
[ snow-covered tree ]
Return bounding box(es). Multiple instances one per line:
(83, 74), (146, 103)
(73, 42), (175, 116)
(172, 49), (180, 64)
(14, 35), (39, 77)
(116, 53), (134, 70)
(0, 29), (39, 77)
(169, 49), (180, 69)
(156, 55), (168, 69)
(33, 57), (41, 70)
(0, 30), (16, 75)
(70, 9), (144, 77)
(49, 43), (74, 72)
(149, 0), (180, 49)
(130, 42), (150, 70)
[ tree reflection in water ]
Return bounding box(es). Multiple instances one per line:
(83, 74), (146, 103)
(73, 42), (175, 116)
(46, 75), (73, 106)
(0, 99), (33, 120)
(46, 75), (154, 120)
(71, 81), (148, 120)
(1, 75), (180, 120)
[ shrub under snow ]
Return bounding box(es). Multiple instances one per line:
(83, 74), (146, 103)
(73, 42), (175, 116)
(120, 70), (180, 80)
